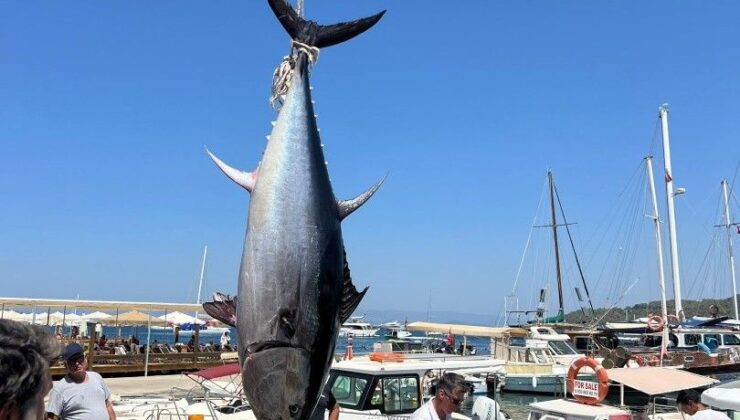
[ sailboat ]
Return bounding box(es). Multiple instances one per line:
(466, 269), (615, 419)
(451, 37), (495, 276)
(505, 170), (595, 327)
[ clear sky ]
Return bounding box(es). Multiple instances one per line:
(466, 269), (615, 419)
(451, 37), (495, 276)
(2, 1), (739, 320)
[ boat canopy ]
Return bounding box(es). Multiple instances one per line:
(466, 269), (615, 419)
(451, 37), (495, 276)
(406, 322), (527, 337)
(606, 367), (717, 396)
(702, 380), (740, 411)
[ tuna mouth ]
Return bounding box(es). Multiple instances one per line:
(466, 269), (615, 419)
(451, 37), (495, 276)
(247, 341), (308, 354)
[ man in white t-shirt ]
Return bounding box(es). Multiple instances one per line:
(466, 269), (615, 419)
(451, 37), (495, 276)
(410, 373), (467, 420)
(676, 389), (730, 420)
(46, 343), (116, 420)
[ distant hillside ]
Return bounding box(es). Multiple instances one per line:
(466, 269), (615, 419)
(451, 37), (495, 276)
(358, 295), (738, 327)
(564, 295), (739, 324)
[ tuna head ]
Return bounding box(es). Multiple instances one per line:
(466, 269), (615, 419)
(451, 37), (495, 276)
(241, 347), (316, 420)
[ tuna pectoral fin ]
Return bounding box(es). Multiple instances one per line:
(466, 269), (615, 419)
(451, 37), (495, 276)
(337, 175), (386, 221)
(340, 251), (368, 324)
(202, 292), (237, 327)
(206, 148), (258, 193)
(267, 0), (385, 48)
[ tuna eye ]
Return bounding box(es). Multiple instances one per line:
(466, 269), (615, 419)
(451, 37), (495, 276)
(289, 404), (300, 416)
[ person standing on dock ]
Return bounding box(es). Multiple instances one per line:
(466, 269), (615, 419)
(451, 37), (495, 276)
(46, 343), (116, 420)
(0, 319), (60, 420)
(676, 390), (730, 420)
(220, 331), (230, 349)
(410, 373), (466, 420)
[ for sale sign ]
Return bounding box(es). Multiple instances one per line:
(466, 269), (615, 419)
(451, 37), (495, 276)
(573, 380), (600, 398)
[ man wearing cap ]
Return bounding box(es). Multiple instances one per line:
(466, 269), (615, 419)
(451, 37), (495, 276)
(46, 343), (116, 420)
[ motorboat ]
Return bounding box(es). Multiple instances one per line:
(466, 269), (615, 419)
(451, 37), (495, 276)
(527, 364), (718, 420)
(327, 353), (509, 419)
(339, 315), (380, 338)
(113, 363), (249, 420)
(490, 330), (597, 395)
(701, 379), (739, 417)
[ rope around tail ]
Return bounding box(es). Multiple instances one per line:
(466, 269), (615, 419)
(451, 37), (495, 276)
(270, 41), (320, 109)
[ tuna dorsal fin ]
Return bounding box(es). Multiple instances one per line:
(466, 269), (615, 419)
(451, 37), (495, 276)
(267, 0), (385, 49)
(337, 175), (386, 221)
(202, 292), (237, 328)
(206, 148), (258, 193)
(340, 250), (368, 324)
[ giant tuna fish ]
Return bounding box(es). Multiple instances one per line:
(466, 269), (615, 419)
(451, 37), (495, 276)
(203, 1), (385, 419)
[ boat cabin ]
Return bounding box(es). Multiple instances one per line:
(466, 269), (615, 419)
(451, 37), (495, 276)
(326, 354), (504, 417)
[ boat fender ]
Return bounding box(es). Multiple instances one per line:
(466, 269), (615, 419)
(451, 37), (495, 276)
(566, 357), (609, 405)
(647, 315), (665, 332)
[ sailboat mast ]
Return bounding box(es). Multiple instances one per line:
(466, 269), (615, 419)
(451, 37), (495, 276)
(646, 156), (669, 322)
(195, 245), (208, 321)
(548, 171), (565, 316)
(659, 104), (684, 319)
(721, 179), (738, 319)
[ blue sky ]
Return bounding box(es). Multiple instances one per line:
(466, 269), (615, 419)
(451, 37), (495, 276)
(2, 1), (739, 320)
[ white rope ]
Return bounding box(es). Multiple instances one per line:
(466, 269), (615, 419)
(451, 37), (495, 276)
(270, 41), (320, 109)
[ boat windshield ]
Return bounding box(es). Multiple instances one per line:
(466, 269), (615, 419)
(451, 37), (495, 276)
(329, 371), (421, 414)
(548, 340), (579, 355)
(331, 374), (369, 408)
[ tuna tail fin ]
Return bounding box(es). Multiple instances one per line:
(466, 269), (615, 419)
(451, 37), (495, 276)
(337, 175), (386, 221)
(203, 292), (237, 328)
(206, 147), (258, 193)
(339, 250), (368, 324)
(267, 0), (385, 48)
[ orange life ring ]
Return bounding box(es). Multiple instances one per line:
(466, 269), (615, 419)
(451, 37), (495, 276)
(566, 357), (609, 405)
(369, 352), (404, 362)
(647, 315), (665, 331)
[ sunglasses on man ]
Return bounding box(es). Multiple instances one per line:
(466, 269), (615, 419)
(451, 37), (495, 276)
(443, 390), (463, 406)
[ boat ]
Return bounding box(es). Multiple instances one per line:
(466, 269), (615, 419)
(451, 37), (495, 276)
(382, 321), (414, 339)
(505, 170), (596, 329)
(701, 379), (740, 416)
(327, 353), (509, 419)
(113, 363), (249, 420)
(339, 315), (380, 338)
(527, 360), (718, 420)
(490, 335), (591, 395)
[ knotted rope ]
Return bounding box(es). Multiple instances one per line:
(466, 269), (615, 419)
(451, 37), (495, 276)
(270, 41), (320, 109)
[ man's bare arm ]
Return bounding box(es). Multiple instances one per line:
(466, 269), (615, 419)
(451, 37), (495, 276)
(106, 399), (117, 420)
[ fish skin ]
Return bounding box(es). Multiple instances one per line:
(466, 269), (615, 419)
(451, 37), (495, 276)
(203, 2), (385, 419)
(237, 54), (342, 420)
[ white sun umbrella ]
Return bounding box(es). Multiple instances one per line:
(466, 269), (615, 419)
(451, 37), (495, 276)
(158, 311), (205, 326)
(0, 310), (27, 322)
(81, 311), (112, 321)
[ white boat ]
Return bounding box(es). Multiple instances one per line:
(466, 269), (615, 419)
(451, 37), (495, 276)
(114, 353), (510, 420)
(327, 353), (509, 419)
(526, 326), (584, 365)
(702, 379), (740, 415)
(113, 363), (249, 420)
(528, 365), (717, 420)
(339, 315), (379, 337)
(491, 334), (591, 395)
